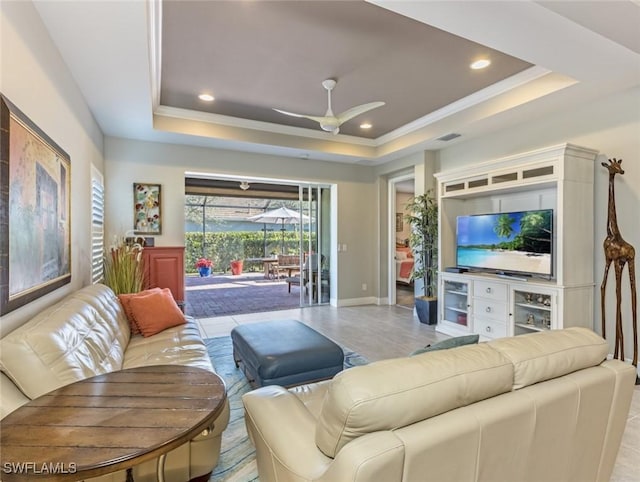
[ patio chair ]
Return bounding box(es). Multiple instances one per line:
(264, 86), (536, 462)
(286, 254), (325, 296)
(277, 255), (300, 279)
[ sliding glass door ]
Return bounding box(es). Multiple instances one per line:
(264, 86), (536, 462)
(299, 184), (331, 306)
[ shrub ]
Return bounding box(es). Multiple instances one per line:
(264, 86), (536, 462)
(185, 231), (313, 274)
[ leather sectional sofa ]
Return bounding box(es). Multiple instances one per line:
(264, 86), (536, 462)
(0, 284), (229, 482)
(243, 327), (636, 482)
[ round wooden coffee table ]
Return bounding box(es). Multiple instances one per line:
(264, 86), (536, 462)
(0, 365), (226, 482)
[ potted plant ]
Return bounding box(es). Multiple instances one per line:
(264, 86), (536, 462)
(103, 234), (145, 295)
(405, 189), (439, 324)
(230, 259), (243, 275)
(195, 257), (213, 277)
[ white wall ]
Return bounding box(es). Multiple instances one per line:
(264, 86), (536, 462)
(437, 86), (640, 361)
(0, 1), (104, 335)
(104, 137), (378, 301)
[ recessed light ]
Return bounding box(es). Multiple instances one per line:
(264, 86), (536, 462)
(360, 123), (372, 129)
(198, 93), (215, 102)
(470, 59), (491, 70)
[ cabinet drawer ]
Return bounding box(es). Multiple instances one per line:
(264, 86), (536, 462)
(474, 318), (507, 339)
(473, 299), (508, 321)
(473, 280), (507, 301)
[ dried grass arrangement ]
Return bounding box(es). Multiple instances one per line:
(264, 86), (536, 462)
(103, 234), (145, 295)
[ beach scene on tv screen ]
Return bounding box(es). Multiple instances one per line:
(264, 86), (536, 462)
(456, 210), (552, 276)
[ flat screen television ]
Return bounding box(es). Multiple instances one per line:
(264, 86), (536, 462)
(456, 209), (553, 278)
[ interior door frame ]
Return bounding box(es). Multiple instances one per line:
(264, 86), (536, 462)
(388, 172), (415, 306)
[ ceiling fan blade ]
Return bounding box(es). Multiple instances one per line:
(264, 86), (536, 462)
(272, 108), (327, 124)
(337, 101), (385, 125)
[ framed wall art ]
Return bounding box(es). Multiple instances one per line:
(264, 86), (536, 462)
(395, 213), (403, 232)
(133, 182), (162, 235)
(0, 94), (71, 315)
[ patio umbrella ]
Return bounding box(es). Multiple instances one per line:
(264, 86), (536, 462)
(247, 207), (310, 254)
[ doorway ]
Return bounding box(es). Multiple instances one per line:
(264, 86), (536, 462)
(389, 174), (415, 309)
(183, 175), (333, 317)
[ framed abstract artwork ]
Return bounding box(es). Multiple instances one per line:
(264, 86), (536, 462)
(133, 182), (162, 234)
(0, 94), (71, 315)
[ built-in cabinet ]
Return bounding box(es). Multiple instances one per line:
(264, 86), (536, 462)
(440, 272), (564, 340)
(435, 144), (598, 340)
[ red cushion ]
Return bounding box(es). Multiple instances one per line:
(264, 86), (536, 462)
(118, 288), (162, 335)
(127, 288), (186, 337)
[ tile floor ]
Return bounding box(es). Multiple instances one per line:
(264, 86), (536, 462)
(196, 305), (640, 481)
(395, 283), (415, 309)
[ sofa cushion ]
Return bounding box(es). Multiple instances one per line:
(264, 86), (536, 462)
(315, 343), (513, 458)
(488, 327), (608, 389)
(410, 334), (479, 356)
(123, 318), (214, 372)
(127, 288), (186, 337)
(0, 284), (130, 399)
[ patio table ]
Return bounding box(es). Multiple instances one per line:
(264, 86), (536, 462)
(244, 257), (278, 279)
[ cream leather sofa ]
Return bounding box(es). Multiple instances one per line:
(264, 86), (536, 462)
(243, 327), (636, 482)
(0, 284), (230, 482)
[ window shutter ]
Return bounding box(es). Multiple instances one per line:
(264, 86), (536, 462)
(91, 167), (105, 284)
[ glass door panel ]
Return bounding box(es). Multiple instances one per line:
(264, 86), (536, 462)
(299, 185), (331, 306)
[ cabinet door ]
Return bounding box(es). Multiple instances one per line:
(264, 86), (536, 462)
(441, 278), (470, 330)
(143, 247), (185, 303)
(511, 286), (556, 336)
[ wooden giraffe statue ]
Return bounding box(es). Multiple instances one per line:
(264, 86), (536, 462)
(600, 158), (638, 379)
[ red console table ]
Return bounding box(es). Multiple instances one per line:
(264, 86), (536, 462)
(142, 246), (185, 305)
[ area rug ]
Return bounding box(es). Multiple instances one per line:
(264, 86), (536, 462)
(206, 336), (368, 481)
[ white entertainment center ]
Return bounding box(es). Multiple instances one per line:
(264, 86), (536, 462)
(435, 144), (599, 340)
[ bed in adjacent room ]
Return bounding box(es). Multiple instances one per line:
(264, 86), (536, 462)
(395, 246), (414, 285)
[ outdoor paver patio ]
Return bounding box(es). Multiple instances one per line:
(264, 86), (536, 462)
(184, 272), (301, 318)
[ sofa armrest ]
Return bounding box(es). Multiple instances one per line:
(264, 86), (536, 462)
(243, 385), (333, 478)
(1, 373), (30, 419)
(243, 385), (405, 482)
(318, 431), (405, 482)
(288, 379), (332, 418)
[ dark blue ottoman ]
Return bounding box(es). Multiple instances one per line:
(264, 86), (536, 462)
(230, 320), (344, 387)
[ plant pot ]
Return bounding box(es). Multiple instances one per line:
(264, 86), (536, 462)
(230, 260), (243, 276)
(198, 266), (212, 277)
(415, 296), (438, 325)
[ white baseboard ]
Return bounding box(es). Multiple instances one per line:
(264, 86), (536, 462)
(336, 296), (378, 307)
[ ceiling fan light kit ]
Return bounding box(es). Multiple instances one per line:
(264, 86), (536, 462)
(273, 79), (384, 135)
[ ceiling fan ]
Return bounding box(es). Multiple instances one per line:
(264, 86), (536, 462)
(273, 79), (385, 135)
